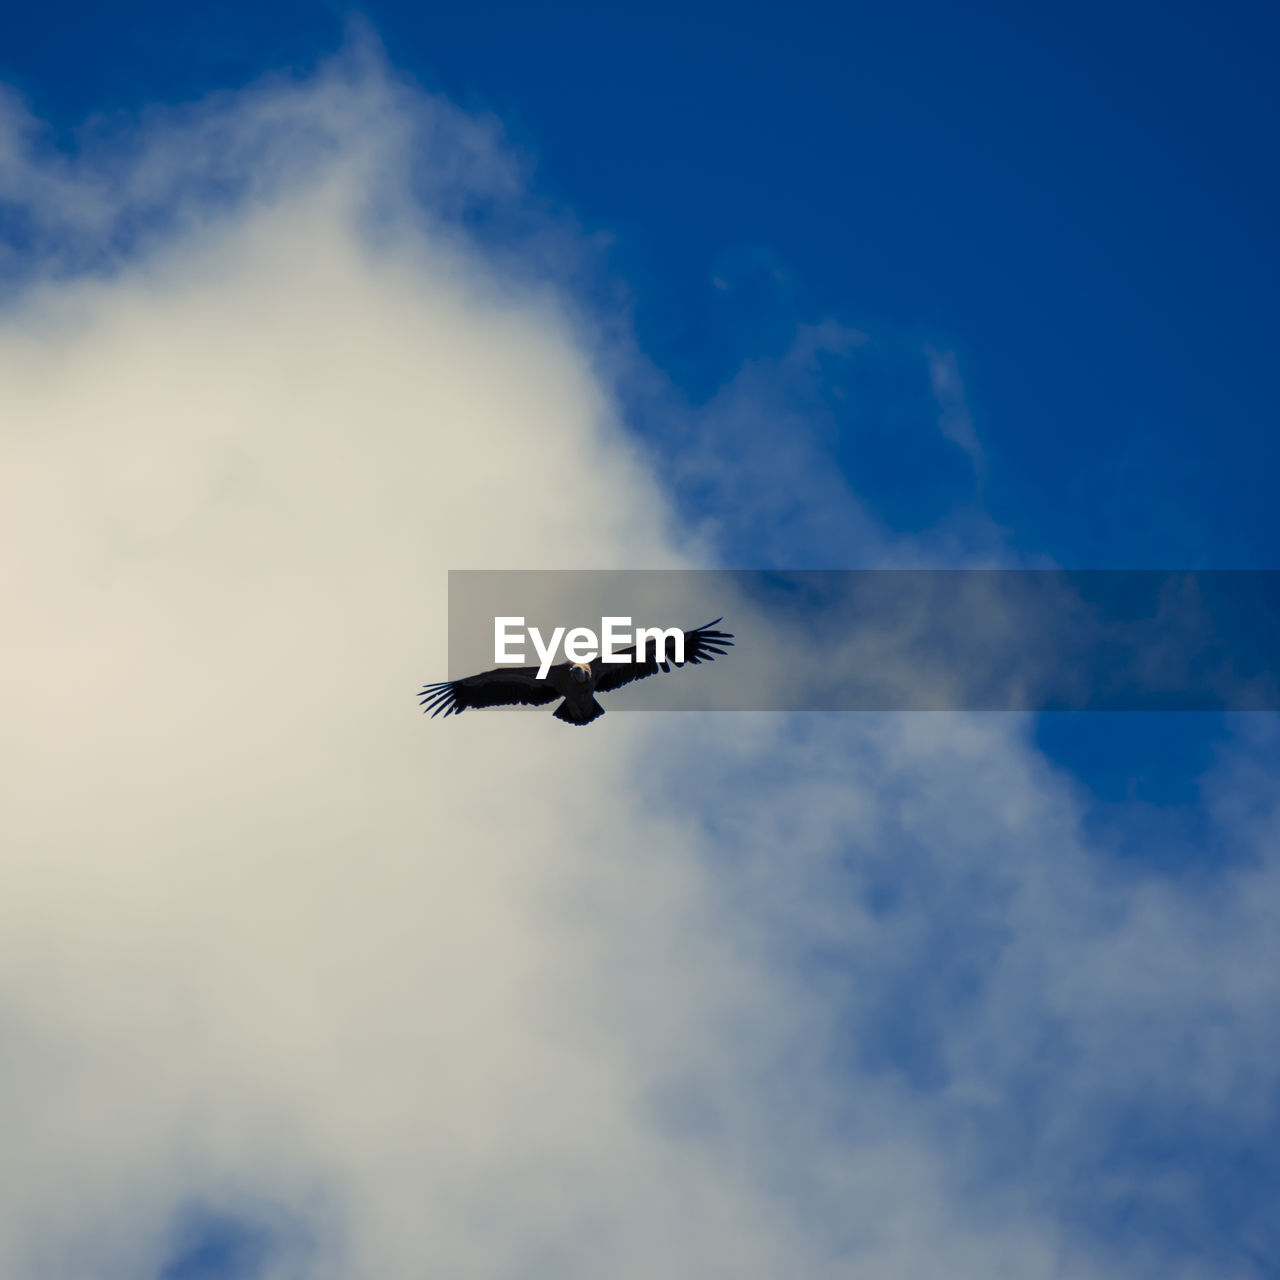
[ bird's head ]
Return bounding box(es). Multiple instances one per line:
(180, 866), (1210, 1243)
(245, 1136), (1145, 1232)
(569, 662), (591, 685)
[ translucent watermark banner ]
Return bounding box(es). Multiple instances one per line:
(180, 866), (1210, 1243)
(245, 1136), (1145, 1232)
(445, 570), (1280, 711)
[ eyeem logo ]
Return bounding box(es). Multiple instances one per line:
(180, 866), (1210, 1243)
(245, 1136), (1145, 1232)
(495, 617), (685, 680)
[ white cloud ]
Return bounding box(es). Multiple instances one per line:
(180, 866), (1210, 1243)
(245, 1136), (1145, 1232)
(2, 36), (1278, 1280)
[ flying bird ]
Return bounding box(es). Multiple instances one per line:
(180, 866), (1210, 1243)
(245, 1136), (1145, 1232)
(419, 619), (734, 726)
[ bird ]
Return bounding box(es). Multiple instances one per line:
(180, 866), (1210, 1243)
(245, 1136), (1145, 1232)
(419, 619), (734, 725)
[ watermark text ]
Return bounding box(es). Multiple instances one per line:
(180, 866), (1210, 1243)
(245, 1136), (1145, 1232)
(495, 617), (684, 679)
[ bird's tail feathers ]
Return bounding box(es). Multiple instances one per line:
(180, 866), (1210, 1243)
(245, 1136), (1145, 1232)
(554, 697), (605, 726)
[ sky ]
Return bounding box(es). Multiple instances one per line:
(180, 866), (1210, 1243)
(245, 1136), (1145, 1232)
(1, 4), (1278, 1278)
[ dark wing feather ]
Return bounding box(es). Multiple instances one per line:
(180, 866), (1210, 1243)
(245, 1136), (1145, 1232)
(594, 618), (735, 694)
(418, 665), (560, 718)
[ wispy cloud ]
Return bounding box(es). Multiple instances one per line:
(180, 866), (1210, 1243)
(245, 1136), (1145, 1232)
(925, 343), (984, 479)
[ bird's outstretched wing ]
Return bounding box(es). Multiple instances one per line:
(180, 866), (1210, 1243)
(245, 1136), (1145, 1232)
(419, 665), (561, 718)
(594, 618), (735, 694)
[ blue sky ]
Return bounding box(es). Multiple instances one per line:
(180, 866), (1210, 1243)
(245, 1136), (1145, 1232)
(2, 3), (1278, 1279)
(6, 0), (1277, 568)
